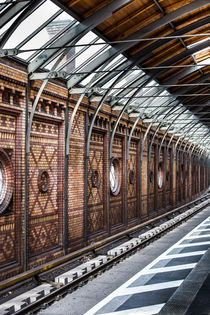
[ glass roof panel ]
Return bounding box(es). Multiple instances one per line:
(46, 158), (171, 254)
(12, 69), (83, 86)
(4, 1), (59, 49)
(0, 11), (22, 37)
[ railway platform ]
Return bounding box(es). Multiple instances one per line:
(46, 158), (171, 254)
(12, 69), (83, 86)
(38, 204), (210, 315)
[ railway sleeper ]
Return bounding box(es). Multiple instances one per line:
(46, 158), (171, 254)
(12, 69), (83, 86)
(0, 284), (56, 315)
(54, 255), (109, 285)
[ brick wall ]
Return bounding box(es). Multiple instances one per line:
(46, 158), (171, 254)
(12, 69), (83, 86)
(0, 57), (209, 280)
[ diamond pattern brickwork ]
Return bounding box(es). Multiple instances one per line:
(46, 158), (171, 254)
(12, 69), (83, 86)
(88, 131), (105, 235)
(68, 110), (85, 249)
(28, 120), (61, 257)
(110, 137), (124, 227)
(127, 140), (138, 221)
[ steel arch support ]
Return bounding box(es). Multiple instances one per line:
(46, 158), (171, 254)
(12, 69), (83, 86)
(109, 78), (156, 159)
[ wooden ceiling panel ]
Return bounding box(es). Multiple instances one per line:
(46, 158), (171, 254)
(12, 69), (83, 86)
(143, 40), (186, 67)
(173, 5), (210, 29)
(65, 0), (113, 18)
(160, 0), (196, 14)
(98, 2), (161, 40)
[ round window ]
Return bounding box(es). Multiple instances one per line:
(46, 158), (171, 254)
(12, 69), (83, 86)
(158, 162), (164, 189)
(0, 163), (4, 198)
(110, 158), (121, 196)
(0, 149), (14, 214)
(181, 164), (184, 184)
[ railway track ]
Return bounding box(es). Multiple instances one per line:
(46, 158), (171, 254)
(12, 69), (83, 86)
(0, 193), (209, 315)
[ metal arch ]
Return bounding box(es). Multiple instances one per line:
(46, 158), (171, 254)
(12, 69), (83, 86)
(161, 119), (198, 164)
(140, 123), (153, 162)
(127, 98), (178, 160)
(110, 74), (149, 107)
(181, 139), (191, 162)
(177, 122), (204, 158)
(0, 0), (43, 48)
(148, 102), (183, 163)
(66, 60), (111, 156)
(109, 81), (161, 159)
(172, 122), (206, 160)
(126, 117), (141, 160)
(67, 41), (209, 146)
(28, 0), (132, 73)
(187, 143), (195, 156)
(86, 62), (151, 158)
(158, 107), (189, 163)
(179, 122), (206, 162)
(26, 36), (83, 153)
(67, 0), (207, 88)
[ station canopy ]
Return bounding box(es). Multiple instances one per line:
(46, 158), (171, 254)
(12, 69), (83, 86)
(0, 0), (209, 156)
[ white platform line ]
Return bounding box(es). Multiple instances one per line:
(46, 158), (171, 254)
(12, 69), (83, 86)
(165, 251), (206, 258)
(192, 228), (210, 232)
(91, 304), (165, 315)
(142, 263), (196, 275)
(177, 241), (210, 247)
(184, 234), (210, 239)
(115, 280), (183, 296)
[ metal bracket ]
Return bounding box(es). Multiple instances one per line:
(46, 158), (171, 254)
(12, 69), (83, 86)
(30, 71), (68, 80)
(0, 49), (19, 57)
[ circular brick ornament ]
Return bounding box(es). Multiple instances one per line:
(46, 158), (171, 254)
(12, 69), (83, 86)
(91, 169), (99, 188)
(149, 170), (153, 183)
(0, 149), (14, 214)
(166, 170), (169, 181)
(38, 170), (50, 193)
(129, 170), (135, 184)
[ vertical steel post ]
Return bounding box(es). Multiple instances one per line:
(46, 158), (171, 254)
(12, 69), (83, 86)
(84, 111), (89, 245)
(24, 77), (30, 271)
(125, 126), (128, 227)
(64, 96), (69, 255)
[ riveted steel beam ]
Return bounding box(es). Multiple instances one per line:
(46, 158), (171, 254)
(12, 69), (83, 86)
(30, 71), (68, 80)
(0, 48), (18, 56)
